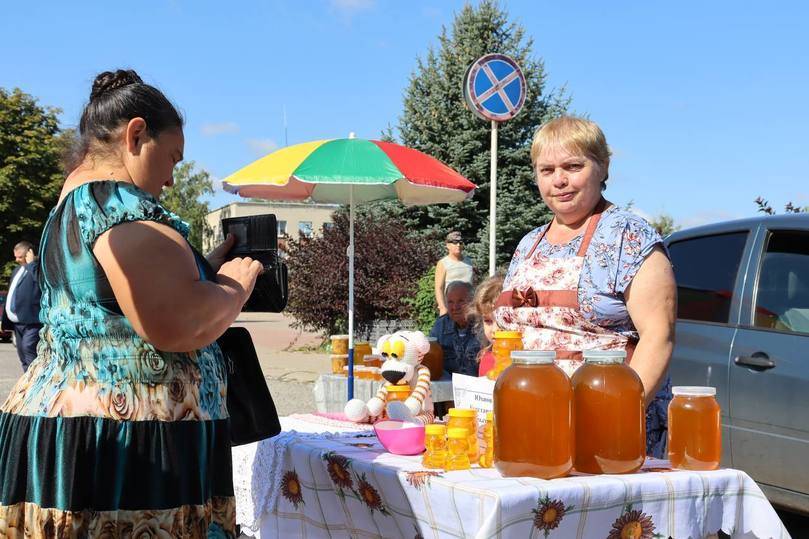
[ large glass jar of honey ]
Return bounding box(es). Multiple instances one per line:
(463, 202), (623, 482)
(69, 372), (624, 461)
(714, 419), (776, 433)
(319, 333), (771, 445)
(668, 386), (721, 471)
(423, 338), (445, 381)
(493, 350), (572, 479)
(487, 331), (523, 380)
(571, 350), (645, 474)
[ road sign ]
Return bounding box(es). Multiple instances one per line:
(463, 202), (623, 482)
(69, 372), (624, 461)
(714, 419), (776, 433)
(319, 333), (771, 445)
(463, 54), (526, 123)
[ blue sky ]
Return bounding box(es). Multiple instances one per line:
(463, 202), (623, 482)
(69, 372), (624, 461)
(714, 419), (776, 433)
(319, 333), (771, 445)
(2, 1), (807, 229)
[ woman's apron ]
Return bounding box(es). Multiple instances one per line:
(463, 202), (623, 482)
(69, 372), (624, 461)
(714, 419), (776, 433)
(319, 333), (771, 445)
(493, 200), (670, 457)
(494, 200), (635, 377)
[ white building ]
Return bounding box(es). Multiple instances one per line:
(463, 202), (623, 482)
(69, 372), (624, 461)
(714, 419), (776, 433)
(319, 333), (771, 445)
(203, 200), (339, 254)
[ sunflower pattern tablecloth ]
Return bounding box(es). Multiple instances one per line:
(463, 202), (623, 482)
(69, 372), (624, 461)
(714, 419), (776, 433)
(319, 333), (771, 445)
(233, 414), (789, 539)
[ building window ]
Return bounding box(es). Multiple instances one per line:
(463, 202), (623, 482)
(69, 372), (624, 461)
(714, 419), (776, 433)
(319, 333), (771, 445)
(298, 221), (313, 238)
(277, 220), (287, 237)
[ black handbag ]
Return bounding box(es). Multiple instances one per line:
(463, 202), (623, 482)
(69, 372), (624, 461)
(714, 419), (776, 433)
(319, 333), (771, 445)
(190, 246), (282, 446)
(217, 326), (282, 446)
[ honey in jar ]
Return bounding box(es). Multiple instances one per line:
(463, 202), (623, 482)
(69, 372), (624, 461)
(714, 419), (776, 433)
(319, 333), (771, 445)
(493, 351), (572, 479)
(668, 386), (721, 471)
(423, 424), (448, 469)
(330, 334), (349, 355)
(487, 331), (523, 380)
(363, 354), (383, 369)
(447, 408), (478, 461)
(356, 366), (374, 380)
(571, 350), (645, 474)
(479, 411), (494, 468)
(331, 354), (348, 375)
(354, 342), (372, 363)
(445, 428), (471, 471)
(385, 385), (411, 404)
(423, 338), (445, 381)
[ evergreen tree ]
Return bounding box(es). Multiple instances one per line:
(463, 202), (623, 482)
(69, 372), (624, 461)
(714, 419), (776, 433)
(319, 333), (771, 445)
(161, 161), (214, 252)
(385, 0), (570, 270)
(0, 88), (67, 287)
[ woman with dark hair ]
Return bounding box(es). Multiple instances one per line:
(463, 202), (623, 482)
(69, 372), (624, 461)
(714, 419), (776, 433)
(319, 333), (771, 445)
(0, 70), (260, 537)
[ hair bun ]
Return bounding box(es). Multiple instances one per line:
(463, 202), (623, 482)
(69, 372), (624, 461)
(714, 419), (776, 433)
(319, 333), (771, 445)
(90, 69), (143, 101)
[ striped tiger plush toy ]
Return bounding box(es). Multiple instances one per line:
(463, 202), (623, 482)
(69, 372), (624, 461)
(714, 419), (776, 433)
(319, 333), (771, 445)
(344, 330), (435, 424)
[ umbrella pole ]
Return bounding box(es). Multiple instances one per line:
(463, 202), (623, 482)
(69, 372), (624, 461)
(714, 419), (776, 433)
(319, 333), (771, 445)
(347, 185), (355, 401)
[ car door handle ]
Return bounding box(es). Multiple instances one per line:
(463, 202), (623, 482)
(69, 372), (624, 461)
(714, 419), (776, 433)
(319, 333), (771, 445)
(734, 352), (775, 371)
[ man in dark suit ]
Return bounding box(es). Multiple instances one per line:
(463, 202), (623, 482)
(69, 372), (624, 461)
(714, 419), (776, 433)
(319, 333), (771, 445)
(2, 241), (43, 372)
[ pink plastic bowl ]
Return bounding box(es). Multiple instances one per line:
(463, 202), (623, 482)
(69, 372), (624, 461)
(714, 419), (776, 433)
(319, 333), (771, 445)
(373, 420), (426, 455)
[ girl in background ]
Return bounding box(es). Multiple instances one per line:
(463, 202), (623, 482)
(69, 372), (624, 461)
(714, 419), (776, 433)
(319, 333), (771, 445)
(471, 275), (504, 377)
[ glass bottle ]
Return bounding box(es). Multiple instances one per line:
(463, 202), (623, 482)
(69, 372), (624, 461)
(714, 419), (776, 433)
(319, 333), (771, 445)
(494, 351), (573, 478)
(668, 386), (721, 470)
(571, 350), (645, 474)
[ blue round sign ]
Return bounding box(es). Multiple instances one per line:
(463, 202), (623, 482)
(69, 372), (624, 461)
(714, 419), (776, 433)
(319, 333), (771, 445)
(463, 54), (526, 122)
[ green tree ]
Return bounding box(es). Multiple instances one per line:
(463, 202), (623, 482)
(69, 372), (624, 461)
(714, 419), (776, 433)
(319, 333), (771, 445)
(0, 88), (68, 287)
(379, 0), (569, 271)
(161, 161), (214, 252)
(649, 213), (680, 237)
(754, 196), (808, 215)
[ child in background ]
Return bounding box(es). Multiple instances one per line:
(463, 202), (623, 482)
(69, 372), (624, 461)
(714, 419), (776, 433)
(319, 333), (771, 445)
(470, 275), (504, 377)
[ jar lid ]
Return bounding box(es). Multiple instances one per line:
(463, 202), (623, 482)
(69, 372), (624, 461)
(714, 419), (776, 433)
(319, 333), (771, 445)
(447, 427), (468, 439)
(448, 408), (477, 418)
(494, 330), (522, 339)
(330, 334), (349, 339)
(672, 386), (716, 397)
(386, 385), (411, 393)
(583, 349), (626, 363)
(425, 424), (447, 435)
(485, 411), (493, 421)
(511, 350), (555, 364)
(355, 341), (370, 347)
(427, 337), (438, 342)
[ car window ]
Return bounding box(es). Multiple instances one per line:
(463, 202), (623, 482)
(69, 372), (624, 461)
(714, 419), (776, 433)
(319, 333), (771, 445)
(668, 232), (748, 324)
(754, 230), (809, 334)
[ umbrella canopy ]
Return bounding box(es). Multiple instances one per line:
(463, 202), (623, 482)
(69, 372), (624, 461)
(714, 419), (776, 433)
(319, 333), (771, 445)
(222, 138), (475, 204)
(222, 137), (475, 402)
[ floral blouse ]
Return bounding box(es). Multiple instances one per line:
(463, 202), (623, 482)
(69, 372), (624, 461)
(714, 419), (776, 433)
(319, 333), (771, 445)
(504, 204), (666, 340)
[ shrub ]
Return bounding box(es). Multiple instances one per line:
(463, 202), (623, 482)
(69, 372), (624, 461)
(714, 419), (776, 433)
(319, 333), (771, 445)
(404, 266), (439, 334)
(285, 211), (442, 337)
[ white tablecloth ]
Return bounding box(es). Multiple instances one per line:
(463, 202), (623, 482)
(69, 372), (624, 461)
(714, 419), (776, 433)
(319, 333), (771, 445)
(313, 374), (454, 413)
(233, 414), (789, 539)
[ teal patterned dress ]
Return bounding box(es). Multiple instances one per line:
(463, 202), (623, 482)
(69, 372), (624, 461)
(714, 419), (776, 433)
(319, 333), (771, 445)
(0, 181), (235, 537)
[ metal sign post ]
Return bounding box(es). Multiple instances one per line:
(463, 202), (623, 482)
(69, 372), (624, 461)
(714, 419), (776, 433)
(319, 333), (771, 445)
(489, 120), (498, 276)
(464, 54), (526, 275)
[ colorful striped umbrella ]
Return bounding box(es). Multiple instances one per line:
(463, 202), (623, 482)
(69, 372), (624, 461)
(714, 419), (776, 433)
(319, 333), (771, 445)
(222, 138), (475, 204)
(222, 136), (476, 400)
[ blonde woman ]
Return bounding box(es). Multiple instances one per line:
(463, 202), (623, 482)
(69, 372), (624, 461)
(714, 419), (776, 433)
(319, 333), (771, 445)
(493, 116), (676, 458)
